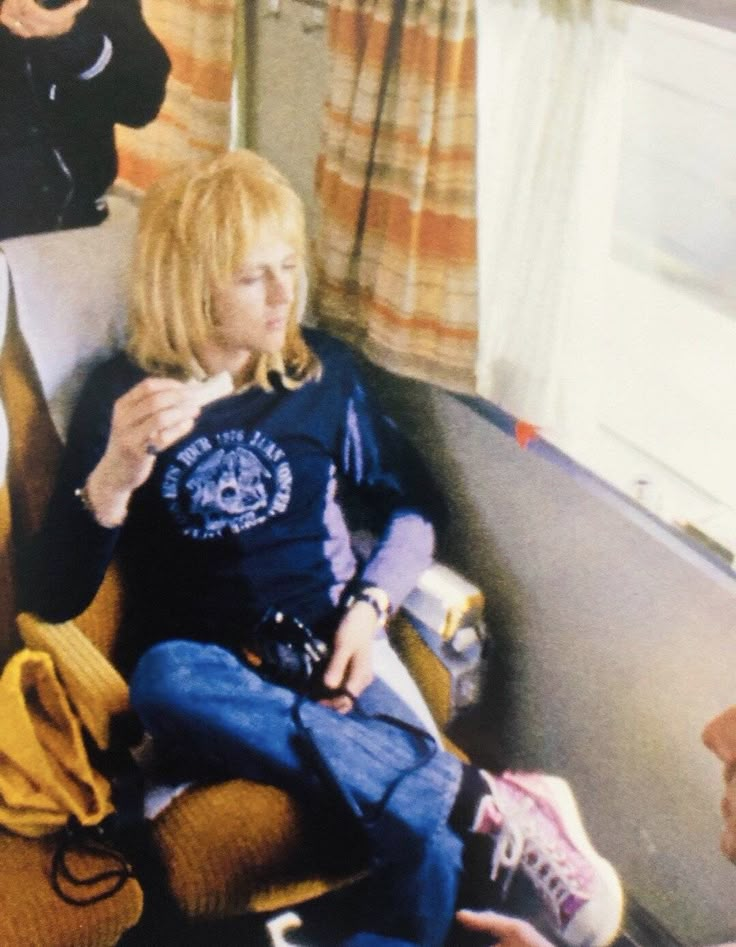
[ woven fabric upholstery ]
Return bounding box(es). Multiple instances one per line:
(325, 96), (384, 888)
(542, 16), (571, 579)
(389, 613), (454, 730)
(0, 486), (20, 668)
(0, 316), (124, 660)
(151, 778), (365, 918)
(0, 829), (143, 947)
(0, 264), (20, 666)
(0, 251), (143, 945)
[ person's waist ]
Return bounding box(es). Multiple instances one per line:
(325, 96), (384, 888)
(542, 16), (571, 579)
(133, 591), (341, 644)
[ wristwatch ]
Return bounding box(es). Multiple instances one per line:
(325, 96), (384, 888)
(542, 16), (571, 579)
(345, 585), (391, 628)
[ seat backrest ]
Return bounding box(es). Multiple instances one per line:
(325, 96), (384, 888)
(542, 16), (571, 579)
(0, 260), (20, 666)
(0, 198), (139, 660)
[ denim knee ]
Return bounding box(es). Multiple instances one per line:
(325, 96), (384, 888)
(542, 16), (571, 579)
(130, 639), (239, 720)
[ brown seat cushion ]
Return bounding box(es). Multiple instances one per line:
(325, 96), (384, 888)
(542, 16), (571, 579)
(0, 829), (143, 947)
(151, 778), (366, 919)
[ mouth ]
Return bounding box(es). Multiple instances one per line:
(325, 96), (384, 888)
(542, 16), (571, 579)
(265, 315), (287, 332)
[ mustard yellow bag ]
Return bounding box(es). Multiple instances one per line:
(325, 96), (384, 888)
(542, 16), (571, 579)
(0, 648), (113, 837)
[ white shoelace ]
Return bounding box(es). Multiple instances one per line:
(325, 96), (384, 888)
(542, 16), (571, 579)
(489, 790), (588, 919)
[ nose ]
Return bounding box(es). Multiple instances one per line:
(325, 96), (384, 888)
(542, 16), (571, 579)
(266, 270), (293, 307)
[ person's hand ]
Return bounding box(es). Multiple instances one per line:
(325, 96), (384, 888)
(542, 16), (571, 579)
(703, 705), (736, 766)
(456, 909), (554, 947)
(320, 601), (377, 713)
(1, 0), (88, 39)
(703, 705), (736, 863)
(719, 766), (736, 862)
(86, 377), (202, 527)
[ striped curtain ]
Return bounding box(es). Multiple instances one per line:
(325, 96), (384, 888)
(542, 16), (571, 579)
(116, 0), (237, 193)
(315, 0), (478, 392)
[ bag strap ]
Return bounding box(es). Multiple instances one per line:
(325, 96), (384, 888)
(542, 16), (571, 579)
(292, 696), (438, 834)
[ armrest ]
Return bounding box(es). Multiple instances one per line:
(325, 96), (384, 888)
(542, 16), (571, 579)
(391, 562), (488, 730)
(16, 612), (129, 751)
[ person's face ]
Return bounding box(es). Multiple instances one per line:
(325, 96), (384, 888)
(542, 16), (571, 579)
(209, 237), (298, 365)
(702, 705), (736, 863)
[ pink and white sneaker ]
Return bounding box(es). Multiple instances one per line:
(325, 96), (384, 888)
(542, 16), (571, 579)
(475, 772), (624, 947)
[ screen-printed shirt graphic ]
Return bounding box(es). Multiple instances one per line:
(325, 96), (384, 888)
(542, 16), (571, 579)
(162, 429), (293, 539)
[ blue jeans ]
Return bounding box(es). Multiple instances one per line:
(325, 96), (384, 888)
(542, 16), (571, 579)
(130, 640), (466, 946)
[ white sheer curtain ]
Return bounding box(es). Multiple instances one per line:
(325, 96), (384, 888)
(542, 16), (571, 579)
(475, 0), (629, 453)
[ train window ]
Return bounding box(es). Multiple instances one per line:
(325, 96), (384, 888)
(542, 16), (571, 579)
(592, 5), (736, 565)
(476, 1), (736, 571)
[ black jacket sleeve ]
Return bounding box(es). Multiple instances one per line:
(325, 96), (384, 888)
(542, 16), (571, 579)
(30, 0), (171, 129)
(17, 359), (138, 622)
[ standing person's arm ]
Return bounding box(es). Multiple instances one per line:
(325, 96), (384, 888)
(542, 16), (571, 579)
(4, 0), (170, 128)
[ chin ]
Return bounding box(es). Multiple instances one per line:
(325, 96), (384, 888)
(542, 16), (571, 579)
(261, 328), (288, 353)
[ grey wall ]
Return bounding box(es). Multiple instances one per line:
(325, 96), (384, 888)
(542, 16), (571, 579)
(376, 372), (736, 946)
(248, 4), (736, 942)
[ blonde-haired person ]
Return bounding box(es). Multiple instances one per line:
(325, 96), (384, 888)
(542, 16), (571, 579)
(22, 150), (623, 947)
(127, 150), (317, 392)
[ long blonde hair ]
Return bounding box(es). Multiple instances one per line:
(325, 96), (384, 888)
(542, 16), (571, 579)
(128, 149), (321, 389)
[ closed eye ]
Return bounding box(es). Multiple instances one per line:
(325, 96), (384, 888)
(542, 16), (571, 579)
(240, 272), (264, 285)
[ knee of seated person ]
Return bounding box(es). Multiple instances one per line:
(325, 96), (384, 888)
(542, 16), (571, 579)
(130, 639), (224, 710)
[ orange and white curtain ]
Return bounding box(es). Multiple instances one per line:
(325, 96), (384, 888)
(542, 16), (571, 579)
(315, 0), (478, 393)
(116, 0), (238, 194)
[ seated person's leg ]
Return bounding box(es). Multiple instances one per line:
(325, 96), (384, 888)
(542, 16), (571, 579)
(131, 639), (623, 947)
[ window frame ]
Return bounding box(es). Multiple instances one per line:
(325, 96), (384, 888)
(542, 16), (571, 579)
(618, 0), (736, 33)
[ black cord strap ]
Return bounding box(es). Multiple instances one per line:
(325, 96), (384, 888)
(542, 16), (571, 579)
(51, 819), (134, 907)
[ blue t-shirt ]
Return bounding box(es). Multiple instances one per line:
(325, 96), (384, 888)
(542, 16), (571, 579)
(22, 330), (440, 672)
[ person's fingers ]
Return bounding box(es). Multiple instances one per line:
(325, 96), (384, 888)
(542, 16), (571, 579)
(703, 705), (736, 765)
(322, 641), (349, 691)
(456, 910), (555, 947)
(22, 0), (88, 35)
(342, 647), (373, 699)
(118, 377), (195, 418)
(130, 402), (200, 448)
(0, 9), (29, 36)
(113, 382), (201, 444)
(456, 909), (516, 934)
(318, 693), (354, 715)
(144, 415), (199, 456)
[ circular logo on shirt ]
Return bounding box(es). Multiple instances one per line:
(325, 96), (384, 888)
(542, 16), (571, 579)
(161, 429), (292, 539)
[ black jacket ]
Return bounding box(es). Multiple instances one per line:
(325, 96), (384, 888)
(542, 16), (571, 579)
(0, 0), (170, 240)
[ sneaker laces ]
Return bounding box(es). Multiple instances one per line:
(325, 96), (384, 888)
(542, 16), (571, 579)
(488, 784), (593, 927)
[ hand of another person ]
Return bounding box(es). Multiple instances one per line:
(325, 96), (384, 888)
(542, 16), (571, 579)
(703, 705), (736, 766)
(703, 705), (736, 862)
(456, 909), (555, 947)
(719, 766), (736, 862)
(85, 377), (203, 527)
(320, 600), (377, 713)
(1, 0), (89, 39)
